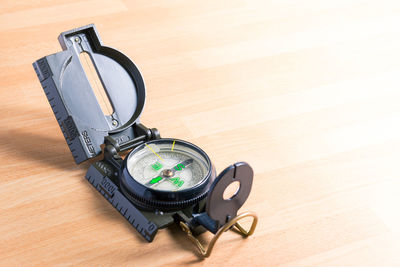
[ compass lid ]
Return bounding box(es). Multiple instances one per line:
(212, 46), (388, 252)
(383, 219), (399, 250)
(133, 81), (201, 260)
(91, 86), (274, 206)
(33, 24), (146, 163)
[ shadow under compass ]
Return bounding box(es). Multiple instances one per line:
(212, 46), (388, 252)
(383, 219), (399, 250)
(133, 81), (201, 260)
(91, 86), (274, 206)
(0, 127), (80, 171)
(0, 125), (150, 244)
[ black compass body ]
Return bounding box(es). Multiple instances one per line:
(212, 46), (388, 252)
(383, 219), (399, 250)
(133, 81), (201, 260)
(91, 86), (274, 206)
(33, 24), (254, 243)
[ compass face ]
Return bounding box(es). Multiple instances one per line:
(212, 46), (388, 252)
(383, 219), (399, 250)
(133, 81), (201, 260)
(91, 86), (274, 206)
(126, 140), (210, 192)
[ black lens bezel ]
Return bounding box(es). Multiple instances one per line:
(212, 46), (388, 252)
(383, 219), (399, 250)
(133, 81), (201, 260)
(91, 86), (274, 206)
(119, 138), (215, 211)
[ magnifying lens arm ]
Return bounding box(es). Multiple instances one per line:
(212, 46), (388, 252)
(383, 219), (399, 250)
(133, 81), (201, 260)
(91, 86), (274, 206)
(177, 162), (258, 257)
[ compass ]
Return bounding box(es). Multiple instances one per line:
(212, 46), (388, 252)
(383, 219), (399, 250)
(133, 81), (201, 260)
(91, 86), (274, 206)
(33, 24), (257, 258)
(120, 139), (216, 211)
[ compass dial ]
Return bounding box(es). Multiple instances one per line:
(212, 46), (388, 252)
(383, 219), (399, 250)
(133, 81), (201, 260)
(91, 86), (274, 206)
(127, 141), (209, 191)
(120, 139), (215, 211)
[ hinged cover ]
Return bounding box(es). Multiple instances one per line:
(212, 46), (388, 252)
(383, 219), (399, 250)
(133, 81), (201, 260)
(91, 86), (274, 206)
(33, 24), (146, 163)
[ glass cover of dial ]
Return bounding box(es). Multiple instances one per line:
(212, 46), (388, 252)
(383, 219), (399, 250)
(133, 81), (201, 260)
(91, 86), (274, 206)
(126, 141), (210, 192)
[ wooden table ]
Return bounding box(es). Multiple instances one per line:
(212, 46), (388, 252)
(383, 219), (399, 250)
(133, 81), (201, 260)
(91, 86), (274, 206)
(1, 1), (400, 266)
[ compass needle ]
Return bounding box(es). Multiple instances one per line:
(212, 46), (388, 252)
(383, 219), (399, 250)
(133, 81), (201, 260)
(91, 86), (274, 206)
(149, 176), (163, 184)
(145, 153), (195, 188)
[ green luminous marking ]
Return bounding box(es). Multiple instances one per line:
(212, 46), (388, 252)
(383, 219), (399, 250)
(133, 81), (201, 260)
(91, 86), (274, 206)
(174, 163), (185, 171)
(150, 176), (163, 184)
(151, 162), (163, 171)
(170, 177), (184, 187)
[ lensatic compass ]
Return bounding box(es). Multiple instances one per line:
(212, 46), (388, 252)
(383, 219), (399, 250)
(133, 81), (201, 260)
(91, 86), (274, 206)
(33, 24), (257, 257)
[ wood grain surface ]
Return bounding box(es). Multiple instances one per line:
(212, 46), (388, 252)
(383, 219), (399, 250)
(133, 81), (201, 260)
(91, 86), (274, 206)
(1, 1), (400, 266)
